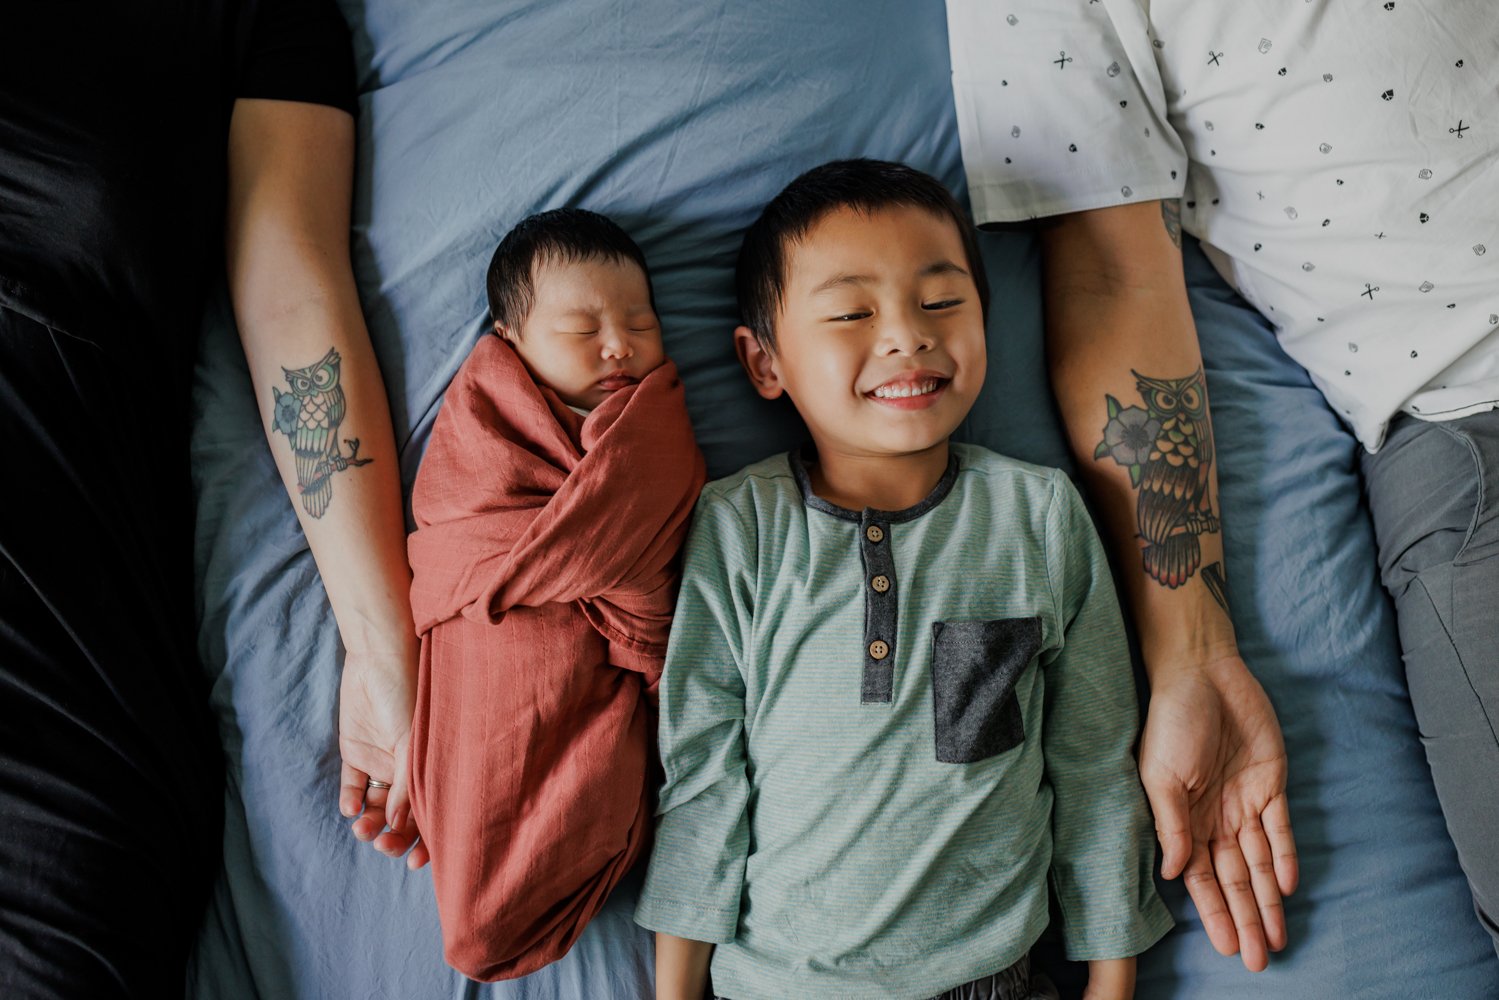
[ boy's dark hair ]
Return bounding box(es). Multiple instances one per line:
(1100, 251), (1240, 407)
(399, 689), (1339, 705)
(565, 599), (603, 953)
(486, 208), (654, 329)
(735, 159), (990, 352)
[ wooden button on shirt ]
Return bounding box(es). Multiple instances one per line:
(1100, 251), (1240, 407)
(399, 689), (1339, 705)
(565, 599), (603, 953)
(865, 524), (885, 543)
(871, 575), (891, 593)
(868, 639), (890, 660)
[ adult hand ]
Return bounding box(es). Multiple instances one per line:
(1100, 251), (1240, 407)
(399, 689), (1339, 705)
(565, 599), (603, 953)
(1139, 653), (1298, 972)
(338, 643), (429, 868)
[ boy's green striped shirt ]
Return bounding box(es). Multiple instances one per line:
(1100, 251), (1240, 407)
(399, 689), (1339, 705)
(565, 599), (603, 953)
(636, 443), (1171, 1000)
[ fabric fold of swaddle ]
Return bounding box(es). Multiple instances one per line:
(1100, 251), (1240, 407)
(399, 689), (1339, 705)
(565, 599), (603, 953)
(408, 333), (705, 981)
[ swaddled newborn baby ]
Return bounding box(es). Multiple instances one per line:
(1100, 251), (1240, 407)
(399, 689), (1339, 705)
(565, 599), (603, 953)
(407, 208), (706, 981)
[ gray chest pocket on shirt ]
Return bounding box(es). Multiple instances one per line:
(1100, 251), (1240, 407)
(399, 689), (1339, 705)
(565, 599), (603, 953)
(930, 617), (1043, 764)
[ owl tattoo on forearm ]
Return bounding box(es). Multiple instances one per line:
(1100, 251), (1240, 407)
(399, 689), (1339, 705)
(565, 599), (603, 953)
(1095, 368), (1228, 611)
(270, 347), (372, 519)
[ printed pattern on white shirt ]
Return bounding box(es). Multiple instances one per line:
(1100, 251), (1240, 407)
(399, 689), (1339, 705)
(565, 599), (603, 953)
(947, 0), (1499, 449)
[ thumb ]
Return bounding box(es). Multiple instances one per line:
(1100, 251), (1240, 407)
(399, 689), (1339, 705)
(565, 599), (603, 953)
(386, 734), (414, 835)
(1144, 771), (1194, 880)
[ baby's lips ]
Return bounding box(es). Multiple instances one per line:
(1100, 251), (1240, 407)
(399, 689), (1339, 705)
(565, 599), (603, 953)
(597, 373), (639, 391)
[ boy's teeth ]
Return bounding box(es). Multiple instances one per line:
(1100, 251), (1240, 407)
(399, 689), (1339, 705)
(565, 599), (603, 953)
(874, 379), (938, 399)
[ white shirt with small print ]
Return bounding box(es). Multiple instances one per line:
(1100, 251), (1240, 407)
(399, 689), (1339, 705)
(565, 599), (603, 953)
(947, 0), (1499, 450)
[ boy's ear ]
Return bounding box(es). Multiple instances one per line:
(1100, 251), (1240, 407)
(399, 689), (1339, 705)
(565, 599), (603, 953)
(494, 320), (515, 342)
(733, 325), (783, 400)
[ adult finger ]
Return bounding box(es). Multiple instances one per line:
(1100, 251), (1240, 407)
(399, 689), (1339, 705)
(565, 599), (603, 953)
(352, 780), (390, 842)
(340, 761), (368, 820)
(1211, 836), (1269, 972)
(1143, 774), (1194, 880)
(1237, 822), (1287, 953)
(407, 838), (430, 871)
(386, 737), (413, 836)
(1182, 840), (1239, 959)
(374, 825), (417, 858)
(1264, 794), (1300, 897)
(372, 742), (417, 857)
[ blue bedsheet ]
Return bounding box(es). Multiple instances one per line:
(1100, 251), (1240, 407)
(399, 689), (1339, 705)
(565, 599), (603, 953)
(189, 2), (1499, 997)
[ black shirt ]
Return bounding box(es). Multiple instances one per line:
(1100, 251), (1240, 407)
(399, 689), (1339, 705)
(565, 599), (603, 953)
(0, 0), (356, 348)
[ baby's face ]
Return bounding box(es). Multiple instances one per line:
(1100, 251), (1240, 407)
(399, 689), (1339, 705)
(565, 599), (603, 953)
(501, 256), (665, 410)
(753, 204), (986, 462)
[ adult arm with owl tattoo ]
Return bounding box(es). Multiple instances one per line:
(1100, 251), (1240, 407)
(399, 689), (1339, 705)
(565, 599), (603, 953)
(1038, 200), (1297, 972)
(226, 98), (426, 867)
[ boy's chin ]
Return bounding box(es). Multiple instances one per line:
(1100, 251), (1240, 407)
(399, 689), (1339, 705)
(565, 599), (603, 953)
(868, 410), (966, 451)
(808, 427), (957, 461)
(876, 435), (953, 458)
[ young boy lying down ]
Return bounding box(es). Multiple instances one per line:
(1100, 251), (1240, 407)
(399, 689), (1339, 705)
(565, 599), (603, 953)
(636, 161), (1171, 1000)
(407, 208), (706, 981)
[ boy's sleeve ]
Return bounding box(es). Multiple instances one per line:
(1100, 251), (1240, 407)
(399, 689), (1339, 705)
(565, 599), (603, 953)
(1041, 473), (1174, 960)
(634, 492), (755, 943)
(945, 0), (1186, 224)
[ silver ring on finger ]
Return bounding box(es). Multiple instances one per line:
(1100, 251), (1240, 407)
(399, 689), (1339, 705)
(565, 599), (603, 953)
(366, 778), (392, 790)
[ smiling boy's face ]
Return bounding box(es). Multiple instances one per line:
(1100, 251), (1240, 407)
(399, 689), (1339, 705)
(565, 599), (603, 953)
(738, 203), (986, 462)
(499, 256), (665, 410)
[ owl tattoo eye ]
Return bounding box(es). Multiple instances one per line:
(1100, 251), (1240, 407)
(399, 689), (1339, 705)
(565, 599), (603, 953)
(269, 347), (372, 519)
(1095, 368), (1228, 612)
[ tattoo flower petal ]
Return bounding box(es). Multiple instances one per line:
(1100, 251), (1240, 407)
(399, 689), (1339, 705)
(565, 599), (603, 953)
(1103, 406), (1162, 467)
(273, 389), (300, 436)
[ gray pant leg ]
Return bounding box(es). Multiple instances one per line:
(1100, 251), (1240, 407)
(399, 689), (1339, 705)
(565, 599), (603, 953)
(1362, 410), (1499, 954)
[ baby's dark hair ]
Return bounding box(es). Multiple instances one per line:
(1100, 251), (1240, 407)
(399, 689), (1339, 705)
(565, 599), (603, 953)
(486, 208), (654, 329)
(735, 159), (989, 352)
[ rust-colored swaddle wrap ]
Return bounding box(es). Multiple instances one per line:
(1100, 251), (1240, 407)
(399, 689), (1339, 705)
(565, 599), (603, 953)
(408, 334), (705, 981)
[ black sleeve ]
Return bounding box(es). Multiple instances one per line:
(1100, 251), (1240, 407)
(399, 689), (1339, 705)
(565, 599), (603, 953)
(238, 0), (358, 116)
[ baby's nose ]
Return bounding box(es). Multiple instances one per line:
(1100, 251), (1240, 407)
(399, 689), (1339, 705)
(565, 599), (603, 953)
(601, 331), (633, 358)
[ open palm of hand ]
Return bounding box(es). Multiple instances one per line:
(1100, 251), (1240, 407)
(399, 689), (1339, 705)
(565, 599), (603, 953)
(1139, 655), (1299, 972)
(338, 645), (429, 868)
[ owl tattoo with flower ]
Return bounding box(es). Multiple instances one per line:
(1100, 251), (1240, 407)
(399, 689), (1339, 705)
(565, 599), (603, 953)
(271, 347), (371, 519)
(1095, 369), (1227, 609)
